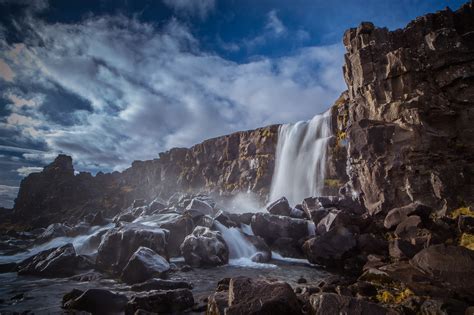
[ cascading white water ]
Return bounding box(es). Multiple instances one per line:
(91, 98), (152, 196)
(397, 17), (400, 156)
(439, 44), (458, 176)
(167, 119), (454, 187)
(214, 221), (257, 259)
(269, 110), (332, 206)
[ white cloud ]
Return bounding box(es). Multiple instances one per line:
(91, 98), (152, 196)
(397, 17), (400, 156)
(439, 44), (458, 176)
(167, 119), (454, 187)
(163, 0), (216, 20)
(1, 15), (345, 173)
(265, 10), (286, 36)
(16, 166), (43, 177)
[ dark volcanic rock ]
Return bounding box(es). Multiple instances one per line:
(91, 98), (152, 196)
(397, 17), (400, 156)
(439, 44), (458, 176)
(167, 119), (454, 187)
(63, 288), (128, 314)
(338, 2), (474, 215)
(310, 293), (390, 315)
(271, 237), (304, 258)
(125, 289), (194, 314)
(17, 243), (91, 277)
(384, 202), (431, 229)
(180, 226), (229, 267)
(303, 227), (357, 267)
(160, 214), (194, 257)
(186, 198), (214, 216)
(211, 276), (302, 315)
(251, 212), (309, 245)
(410, 244), (474, 298)
(131, 279), (193, 291)
(120, 247), (170, 284)
(36, 223), (72, 243)
(13, 125), (278, 228)
(96, 224), (168, 274)
(266, 197), (292, 216)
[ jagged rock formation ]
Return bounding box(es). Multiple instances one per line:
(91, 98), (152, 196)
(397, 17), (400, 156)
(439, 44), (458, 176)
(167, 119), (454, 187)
(332, 2), (474, 215)
(13, 125), (278, 227)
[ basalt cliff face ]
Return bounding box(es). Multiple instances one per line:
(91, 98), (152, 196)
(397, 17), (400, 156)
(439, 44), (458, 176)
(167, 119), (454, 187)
(332, 2), (474, 215)
(12, 125), (278, 227)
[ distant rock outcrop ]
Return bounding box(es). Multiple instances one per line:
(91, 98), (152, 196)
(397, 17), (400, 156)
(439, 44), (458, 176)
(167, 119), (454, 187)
(12, 126), (278, 227)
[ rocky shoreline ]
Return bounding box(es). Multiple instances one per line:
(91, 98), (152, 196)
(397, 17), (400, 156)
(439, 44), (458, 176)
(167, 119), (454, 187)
(1, 1), (474, 314)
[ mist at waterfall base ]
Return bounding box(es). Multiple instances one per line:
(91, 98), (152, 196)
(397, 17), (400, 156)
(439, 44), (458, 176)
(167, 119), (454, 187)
(270, 110), (332, 206)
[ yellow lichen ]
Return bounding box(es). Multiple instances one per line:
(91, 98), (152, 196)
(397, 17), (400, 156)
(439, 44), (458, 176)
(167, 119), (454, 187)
(376, 291), (395, 303)
(394, 288), (414, 303)
(324, 179), (341, 188)
(450, 207), (474, 219)
(460, 233), (474, 251)
(376, 288), (413, 304)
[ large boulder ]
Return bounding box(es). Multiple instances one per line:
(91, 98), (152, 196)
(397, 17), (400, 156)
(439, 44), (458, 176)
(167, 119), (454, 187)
(394, 215), (421, 240)
(17, 243), (91, 277)
(303, 226), (357, 267)
(121, 247), (170, 284)
(180, 226), (229, 267)
(310, 293), (390, 315)
(208, 276), (302, 315)
(36, 223), (72, 243)
(266, 197), (292, 216)
(96, 224), (168, 274)
(384, 202), (432, 229)
(186, 198), (214, 216)
(410, 244), (474, 298)
(63, 288), (128, 314)
(160, 214), (194, 257)
(251, 213), (309, 245)
(125, 289), (194, 314)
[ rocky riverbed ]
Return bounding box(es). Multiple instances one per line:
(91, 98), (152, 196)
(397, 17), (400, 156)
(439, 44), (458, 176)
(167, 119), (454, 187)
(2, 192), (474, 314)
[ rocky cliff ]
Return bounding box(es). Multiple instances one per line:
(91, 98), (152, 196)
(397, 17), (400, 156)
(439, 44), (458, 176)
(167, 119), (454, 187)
(11, 2), (474, 227)
(332, 2), (474, 215)
(12, 125), (278, 227)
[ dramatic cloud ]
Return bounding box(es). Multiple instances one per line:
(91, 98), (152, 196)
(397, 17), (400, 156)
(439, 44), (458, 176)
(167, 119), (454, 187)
(0, 13), (345, 176)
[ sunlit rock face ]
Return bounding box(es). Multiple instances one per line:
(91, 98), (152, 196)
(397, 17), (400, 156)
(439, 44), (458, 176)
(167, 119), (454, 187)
(12, 125), (278, 228)
(332, 2), (474, 215)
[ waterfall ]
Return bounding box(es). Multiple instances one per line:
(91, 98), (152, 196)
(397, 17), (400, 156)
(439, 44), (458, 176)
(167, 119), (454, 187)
(214, 221), (257, 259)
(270, 110), (332, 206)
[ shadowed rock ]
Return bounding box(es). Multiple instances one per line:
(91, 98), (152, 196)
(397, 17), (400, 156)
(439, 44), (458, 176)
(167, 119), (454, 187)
(120, 247), (170, 284)
(180, 226), (229, 267)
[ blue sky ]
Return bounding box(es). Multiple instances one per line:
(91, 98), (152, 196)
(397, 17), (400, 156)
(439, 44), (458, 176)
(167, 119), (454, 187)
(0, 0), (466, 207)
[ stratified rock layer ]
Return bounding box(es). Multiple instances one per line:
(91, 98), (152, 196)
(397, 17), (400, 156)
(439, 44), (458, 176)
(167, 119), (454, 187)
(13, 125), (278, 227)
(333, 3), (474, 215)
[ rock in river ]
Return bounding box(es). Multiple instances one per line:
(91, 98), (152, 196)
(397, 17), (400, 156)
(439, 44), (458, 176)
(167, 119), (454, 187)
(121, 246), (170, 284)
(180, 226), (229, 267)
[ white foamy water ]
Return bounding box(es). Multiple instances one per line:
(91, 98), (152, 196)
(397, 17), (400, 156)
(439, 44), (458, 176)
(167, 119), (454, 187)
(214, 221), (257, 259)
(270, 110), (332, 206)
(0, 224), (113, 264)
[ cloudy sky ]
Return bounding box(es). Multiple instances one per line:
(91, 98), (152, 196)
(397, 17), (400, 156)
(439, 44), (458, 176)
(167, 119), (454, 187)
(0, 0), (465, 208)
